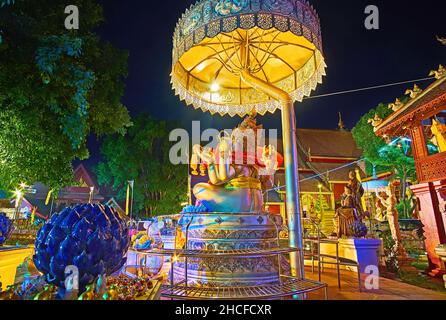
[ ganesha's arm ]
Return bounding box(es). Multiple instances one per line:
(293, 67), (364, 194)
(193, 144), (211, 163)
(192, 144), (221, 184)
(218, 159), (230, 181)
(209, 164), (237, 185)
(207, 163), (220, 185)
(223, 165), (236, 182)
(217, 147), (231, 182)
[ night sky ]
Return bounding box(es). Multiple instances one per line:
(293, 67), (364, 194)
(85, 0), (446, 165)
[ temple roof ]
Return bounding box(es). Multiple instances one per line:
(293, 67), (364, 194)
(376, 76), (446, 136)
(264, 190), (283, 203)
(268, 129), (362, 160)
(274, 171), (331, 193)
(296, 128), (362, 159)
(73, 164), (100, 190)
(268, 129), (363, 193)
(20, 165), (119, 219)
(24, 198), (53, 218)
(310, 162), (362, 182)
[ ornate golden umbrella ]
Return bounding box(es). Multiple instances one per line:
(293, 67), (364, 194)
(171, 0), (326, 278)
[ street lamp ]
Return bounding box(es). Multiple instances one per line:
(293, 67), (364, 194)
(88, 186), (94, 204)
(13, 189), (23, 221)
(128, 180), (134, 220)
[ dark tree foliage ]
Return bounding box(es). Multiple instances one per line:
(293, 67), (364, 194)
(0, 0), (131, 191)
(96, 114), (188, 217)
(352, 98), (417, 218)
(352, 102), (393, 166)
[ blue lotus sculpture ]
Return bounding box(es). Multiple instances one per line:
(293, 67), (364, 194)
(0, 212), (13, 246)
(33, 204), (130, 292)
(349, 220), (368, 238)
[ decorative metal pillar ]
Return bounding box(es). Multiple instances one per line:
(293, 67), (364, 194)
(240, 70), (304, 278)
(170, 0), (326, 280)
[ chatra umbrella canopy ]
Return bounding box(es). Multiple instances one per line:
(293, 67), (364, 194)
(171, 0), (326, 117)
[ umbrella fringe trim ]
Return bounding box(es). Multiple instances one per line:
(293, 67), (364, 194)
(171, 54), (327, 117)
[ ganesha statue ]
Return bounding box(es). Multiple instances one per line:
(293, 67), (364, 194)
(191, 113), (281, 213)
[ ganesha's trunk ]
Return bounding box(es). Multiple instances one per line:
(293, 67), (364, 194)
(240, 70), (304, 280)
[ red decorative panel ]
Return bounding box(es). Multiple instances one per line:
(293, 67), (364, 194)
(418, 152), (446, 183)
(332, 183), (347, 202)
(267, 204), (281, 215)
(411, 126), (428, 160)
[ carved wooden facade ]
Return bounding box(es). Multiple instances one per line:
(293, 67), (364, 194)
(375, 72), (446, 274)
(375, 77), (446, 183)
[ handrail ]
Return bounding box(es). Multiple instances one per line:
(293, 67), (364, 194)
(136, 247), (301, 258)
(158, 213), (327, 300)
(302, 217), (322, 281)
(160, 275), (327, 300)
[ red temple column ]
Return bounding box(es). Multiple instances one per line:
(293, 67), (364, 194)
(411, 181), (446, 276)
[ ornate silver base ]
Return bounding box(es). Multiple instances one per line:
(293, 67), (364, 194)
(174, 213), (283, 287)
(137, 212), (328, 299)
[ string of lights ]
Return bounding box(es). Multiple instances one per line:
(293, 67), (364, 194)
(303, 76), (435, 100)
(265, 158), (365, 194)
(263, 76), (438, 194)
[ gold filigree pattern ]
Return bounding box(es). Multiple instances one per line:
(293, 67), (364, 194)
(405, 84), (422, 99)
(171, 0), (325, 117)
(171, 50), (326, 117)
(429, 65), (446, 80)
(368, 114), (383, 132)
(388, 98), (405, 112)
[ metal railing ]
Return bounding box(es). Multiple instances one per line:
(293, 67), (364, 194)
(302, 217), (322, 281)
(139, 212), (329, 300)
(301, 219), (361, 291)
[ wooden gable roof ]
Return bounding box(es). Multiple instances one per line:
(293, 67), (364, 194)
(376, 77), (446, 137)
(73, 164), (99, 190)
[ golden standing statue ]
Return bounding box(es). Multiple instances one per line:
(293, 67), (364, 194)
(376, 186), (407, 258)
(431, 118), (446, 153)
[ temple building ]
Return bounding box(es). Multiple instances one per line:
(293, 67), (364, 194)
(12, 164), (124, 221)
(267, 128), (364, 235)
(374, 65), (446, 276)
